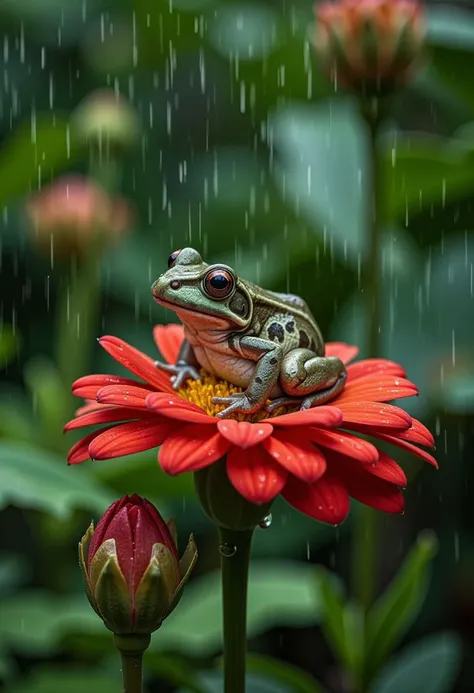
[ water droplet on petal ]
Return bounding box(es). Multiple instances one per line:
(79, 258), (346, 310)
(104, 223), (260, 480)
(259, 513), (272, 529)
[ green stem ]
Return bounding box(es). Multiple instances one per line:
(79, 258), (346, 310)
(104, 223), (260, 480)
(55, 250), (101, 412)
(351, 100), (383, 612)
(115, 634), (150, 693)
(218, 526), (254, 693)
(120, 652), (144, 693)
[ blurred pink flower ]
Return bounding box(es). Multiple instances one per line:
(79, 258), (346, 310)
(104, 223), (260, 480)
(26, 175), (133, 257)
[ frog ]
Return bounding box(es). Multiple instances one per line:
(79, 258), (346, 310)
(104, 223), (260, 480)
(151, 247), (347, 419)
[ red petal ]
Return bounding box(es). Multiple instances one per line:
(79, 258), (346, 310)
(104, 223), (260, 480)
(132, 506), (178, 591)
(226, 446), (287, 504)
(270, 406), (343, 428)
(96, 384), (151, 409)
(146, 392), (214, 424)
(159, 424), (229, 474)
(99, 508), (134, 588)
(153, 324), (184, 365)
(263, 430), (326, 483)
(365, 452), (407, 486)
(282, 474), (350, 525)
(336, 375), (418, 403)
(332, 457), (404, 514)
(372, 433), (438, 468)
(72, 374), (150, 400)
(65, 406), (154, 432)
(325, 342), (359, 364)
(338, 401), (412, 430)
(89, 420), (176, 460)
(68, 429), (113, 464)
(74, 401), (104, 417)
(216, 420), (273, 448)
(396, 419), (435, 447)
(347, 358), (406, 382)
(88, 497), (126, 561)
(307, 428), (379, 463)
(99, 336), (174, 393)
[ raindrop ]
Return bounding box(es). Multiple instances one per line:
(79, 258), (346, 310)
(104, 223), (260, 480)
(258, 513), (272, 529)
(219, 543), (237, 557)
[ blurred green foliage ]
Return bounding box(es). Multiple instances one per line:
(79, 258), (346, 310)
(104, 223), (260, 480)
(0, 0), (474, 691)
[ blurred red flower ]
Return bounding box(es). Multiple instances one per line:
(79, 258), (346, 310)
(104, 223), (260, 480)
(66, 325), (436, 525)
(312, 0), (425, 91)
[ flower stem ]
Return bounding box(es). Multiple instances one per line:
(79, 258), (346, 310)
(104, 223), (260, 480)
(114, 634), (151, 693)
(218, 526), (254, 693)
(351, 99), (383, 611)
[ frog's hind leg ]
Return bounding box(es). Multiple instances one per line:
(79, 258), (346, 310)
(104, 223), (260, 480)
(269, 348), (347, 412)
(265, 372), (346, 414)
(299, 373), (347, 409)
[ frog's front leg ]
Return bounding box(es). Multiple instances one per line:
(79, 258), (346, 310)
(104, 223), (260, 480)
(213, 336), (282, 418)
(155, 338), (201, 389)
(268, 348), (346, 412)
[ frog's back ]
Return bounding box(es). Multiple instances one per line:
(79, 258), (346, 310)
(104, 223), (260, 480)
(245, 283), (325, 355)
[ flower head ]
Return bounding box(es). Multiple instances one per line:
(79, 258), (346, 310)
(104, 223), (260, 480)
(66, 325), (436, 526)
(72, 89), (140, 151)
(79, 494), (197, 634)
(311, 0), (425, 93)
(26, 175), (133, 258)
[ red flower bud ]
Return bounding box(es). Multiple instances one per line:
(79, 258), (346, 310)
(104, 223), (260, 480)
(26, 175), (133, 258)
(311, 0), (425, 94)
(79, 495), (197, 635)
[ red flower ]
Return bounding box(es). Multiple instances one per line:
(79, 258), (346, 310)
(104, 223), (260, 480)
(79, 494), (197, 634)
(311, 0), (425, 92)
(66, 325), (437, 525)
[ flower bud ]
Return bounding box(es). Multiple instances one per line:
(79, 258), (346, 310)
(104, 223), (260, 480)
(311, 0), (425, 95)
(194, 458), (273, 532)
(25, 175), (133, 258)
(79, 495), (197, 635)
(72, 90), (140, 151)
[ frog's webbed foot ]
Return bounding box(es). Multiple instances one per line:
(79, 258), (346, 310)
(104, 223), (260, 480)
(299, 372), (347, 408)
(265, 372), (347, 413)
(154, 361), (201, 390)
(213, 393), (261, 419)
(264, 396), (303, 414)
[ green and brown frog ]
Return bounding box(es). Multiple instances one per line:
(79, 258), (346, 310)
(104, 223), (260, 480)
(151, 248), (347, 419)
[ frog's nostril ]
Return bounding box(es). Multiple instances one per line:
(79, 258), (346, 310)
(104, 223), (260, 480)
(170, 280), (181, 290)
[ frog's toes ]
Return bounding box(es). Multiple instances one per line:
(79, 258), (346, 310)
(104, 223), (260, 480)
(212, 394), (255, 418)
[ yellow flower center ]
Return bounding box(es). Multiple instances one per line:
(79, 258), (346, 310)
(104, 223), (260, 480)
(178, 370), (291, 422)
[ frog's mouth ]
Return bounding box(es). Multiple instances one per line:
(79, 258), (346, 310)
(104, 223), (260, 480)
(153, 295), (248, 329)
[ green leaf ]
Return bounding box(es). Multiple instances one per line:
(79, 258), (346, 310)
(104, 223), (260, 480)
(0, 442), (112, 518)
(145, 654), (208, 693)
(0, 325), (20, 369)
(270, 100), (368, 263)
(332, 232), (474, 418)
(23, 357), (70, 448)
(382, 133), (474, 222)
(207, 3), (284, 61)
(6, 668), (121, 693)
(0, 592), (102, 655)
(316, 569), (364, 683)
(247, 654), (328, 693)
(365, 531), (438, 679)
(92, 450), (195, 500)
(370, 632), (462, 693)
(178, 671), (293, 693)
(0, 553), (29, 595)
(153, 561), (322, 655)
(0, 116), (76, 208)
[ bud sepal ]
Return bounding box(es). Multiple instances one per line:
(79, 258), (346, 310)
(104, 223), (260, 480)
(79, 495), (197, 635)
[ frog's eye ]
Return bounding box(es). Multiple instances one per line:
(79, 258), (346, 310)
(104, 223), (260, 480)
(203, 268), (235, 299)
(168, 249), (182, 268)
